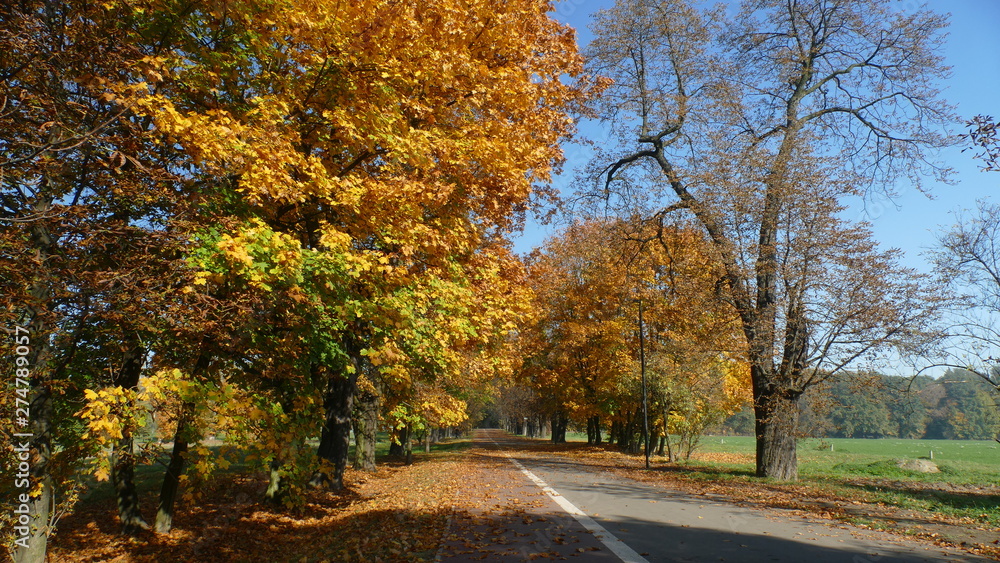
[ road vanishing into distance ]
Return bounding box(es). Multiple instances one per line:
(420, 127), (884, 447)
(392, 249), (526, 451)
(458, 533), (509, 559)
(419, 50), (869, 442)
(435, 429), (993, 563)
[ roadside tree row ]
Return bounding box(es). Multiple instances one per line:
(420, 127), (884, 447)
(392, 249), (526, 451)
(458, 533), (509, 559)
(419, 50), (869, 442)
(0, 1), (594, 560)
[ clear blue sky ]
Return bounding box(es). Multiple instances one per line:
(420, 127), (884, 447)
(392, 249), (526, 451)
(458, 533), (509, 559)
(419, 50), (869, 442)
(513, 0), (1000, 274)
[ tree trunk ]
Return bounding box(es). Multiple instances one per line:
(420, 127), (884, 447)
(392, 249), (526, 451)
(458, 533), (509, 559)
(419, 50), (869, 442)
(615, 417), (628, 449)
(388, 426), (406, 457)
(111, 436), (148, 534)
(754, 387), (800, 480)
(316, 372), (357, 489)
(551, 412), (567, 444)
(586, 415), (602, 445)
(14, 382), (53, 563)
(13, 215), (56, 563)
(265, 459), (285, 502)
(404, 426), (414, 464)
(352, 384), (379, 472)
(155, 401), (195, 534)
(627, 415), (641, 455)
(111, 342), (149, 534)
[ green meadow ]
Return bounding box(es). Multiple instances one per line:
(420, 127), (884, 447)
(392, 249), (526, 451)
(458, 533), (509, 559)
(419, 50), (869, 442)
(698, 436), (1000, 484)
(692, 436), (1000, 528)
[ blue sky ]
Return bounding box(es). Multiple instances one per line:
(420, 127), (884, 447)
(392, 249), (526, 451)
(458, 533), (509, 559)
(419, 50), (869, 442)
(513, 0), (1000, 274)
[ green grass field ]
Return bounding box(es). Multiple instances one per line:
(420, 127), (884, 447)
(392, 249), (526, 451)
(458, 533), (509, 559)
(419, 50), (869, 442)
(695, 436), (1000, 528)
(696, 435), (1000, 483)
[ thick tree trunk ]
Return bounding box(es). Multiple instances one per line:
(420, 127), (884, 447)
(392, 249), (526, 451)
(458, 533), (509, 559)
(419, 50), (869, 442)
(111, 342), (149, 534)
(155, 401), (195, 533)
(615, 417), (627, 449)
(404, 427), (414, 464)
(111, 442), (147, 534)
(754, 388), (800, 480)
(14, 215), (56, 563)
(388, 426), (406, 457)
(352, 385), (379, 472)
(316, 372), (357, 489)
(551, 412), (567, 444)
(15, 382), (53, 563)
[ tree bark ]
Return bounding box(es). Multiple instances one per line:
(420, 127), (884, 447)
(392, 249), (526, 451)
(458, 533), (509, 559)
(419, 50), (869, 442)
(111, 341), (149, 534)
(551, 412), (567, 444)
(404, 426), (414, 464)
(13, 209), (56, 563)
(754, 382), (800, 480)
(265, 459), (285, 502)
(316, 370), (358, 489)
(15, 381), (53, 563)
(155, 401), (195, 534)
(388, 426), (406, 457)
(586, 415), (602, 445)
(351, 383), (379, 472)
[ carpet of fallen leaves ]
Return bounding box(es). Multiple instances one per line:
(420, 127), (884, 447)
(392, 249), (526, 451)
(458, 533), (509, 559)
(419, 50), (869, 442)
(435, 438), (612, 561)
(48, 449), (472, 563)
(43, 435), (1000, 562)
(513, 441), (1000, 561)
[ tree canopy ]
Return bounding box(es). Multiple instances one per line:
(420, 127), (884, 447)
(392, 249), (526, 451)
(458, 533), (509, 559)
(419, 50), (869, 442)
(1, 1), (593, 559)
(580, 0), (955, 479)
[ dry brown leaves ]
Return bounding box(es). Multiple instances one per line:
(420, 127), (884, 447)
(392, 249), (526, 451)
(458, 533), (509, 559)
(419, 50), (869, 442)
(48, 450), (472, 562)
(40, 436), (1000, 562)
(434, 436), (612, 561)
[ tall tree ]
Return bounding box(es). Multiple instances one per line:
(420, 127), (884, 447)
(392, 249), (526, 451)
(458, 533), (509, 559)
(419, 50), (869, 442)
(0, 0), (203, 556)
(933, 214), (1000, 431)
(933, 115), (1000, 409)
(584, 0), (952, 479)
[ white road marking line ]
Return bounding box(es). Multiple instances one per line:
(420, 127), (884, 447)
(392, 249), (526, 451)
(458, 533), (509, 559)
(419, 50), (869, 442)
(489, 435), (649, 563)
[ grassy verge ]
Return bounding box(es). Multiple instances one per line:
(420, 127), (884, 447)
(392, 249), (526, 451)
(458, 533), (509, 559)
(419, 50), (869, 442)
(689, 436), (1000, 527)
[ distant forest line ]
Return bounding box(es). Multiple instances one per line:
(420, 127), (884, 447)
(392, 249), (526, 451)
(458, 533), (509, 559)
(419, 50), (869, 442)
(717, 369), (1000, 441)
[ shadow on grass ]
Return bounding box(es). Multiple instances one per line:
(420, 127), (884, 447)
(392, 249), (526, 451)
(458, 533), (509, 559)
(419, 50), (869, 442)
(842, 479), (1000, 514)
(653, 462), (758, 479)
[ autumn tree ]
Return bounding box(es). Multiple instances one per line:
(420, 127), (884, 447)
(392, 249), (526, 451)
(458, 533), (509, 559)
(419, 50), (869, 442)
(584, 0), (952, 479)
(115, 0), (592, 495)
(524, 218), (748, 452)
(0, 0), (215, 556)
(3, 1), (592, 556)
(524, 220), (636, 444)
(932, 118), (1000, 412)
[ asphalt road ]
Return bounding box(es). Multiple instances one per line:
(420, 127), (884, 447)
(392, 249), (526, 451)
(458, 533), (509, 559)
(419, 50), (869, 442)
(439, 430), (994, 563)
